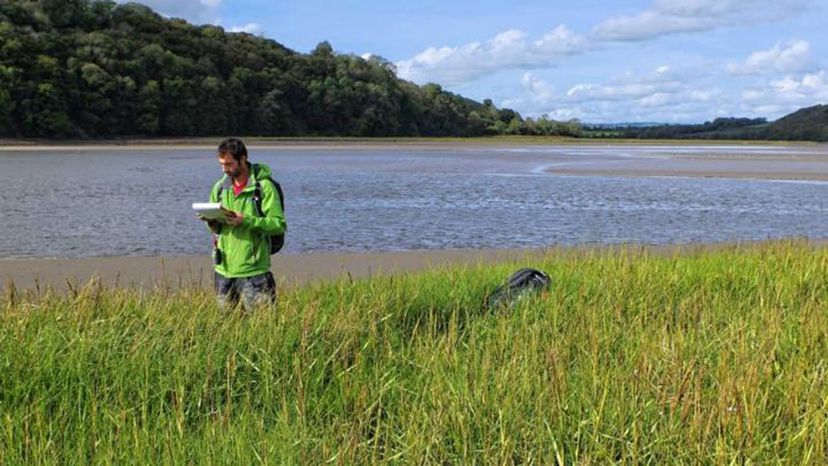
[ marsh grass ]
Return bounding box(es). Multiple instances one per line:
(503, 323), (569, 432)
(1, 241), (826, 464)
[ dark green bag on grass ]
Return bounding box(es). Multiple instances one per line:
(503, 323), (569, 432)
(485, 268), (552, 310)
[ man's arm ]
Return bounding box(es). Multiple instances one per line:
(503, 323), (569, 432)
(242, 180), (286, 234)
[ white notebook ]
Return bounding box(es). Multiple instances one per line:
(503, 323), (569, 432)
(192, 202), (227, 221)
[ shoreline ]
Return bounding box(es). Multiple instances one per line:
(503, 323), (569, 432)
(1, 136), (821, 151)
(1, 249), (551, 291)
(3, 240), (824, 292)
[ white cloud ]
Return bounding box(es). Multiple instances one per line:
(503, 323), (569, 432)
(593, 10), (716, 41)
(742, 71), (828, 104)
(565, 81), (683, 102)
(510, 66), (745, 123)
(688, 89), (714, 101)
(395, 26), (589, 85)
(396, 0), (815, 88)
(728, 40), (815, 75)
(534, 26), (590, 55)
(518, 66), (691, 105)
(563, 66), (687, 102)
(771, 70), (828, 97)
(738, 71), (828, 118)
(521, 72), (554, 101)
(594, 0), (812, 41)
(229, 22), (262, 34)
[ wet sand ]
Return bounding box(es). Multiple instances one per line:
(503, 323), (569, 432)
(3, 241), (823, 292)
(551, 168), (828, 181)
(0, 249), (552, 291)
(544, 147), (828, 181)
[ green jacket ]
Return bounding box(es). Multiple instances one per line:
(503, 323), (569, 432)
(209, 163), (286, 278)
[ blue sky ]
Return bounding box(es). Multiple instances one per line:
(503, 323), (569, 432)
(123, 0), (827, 123)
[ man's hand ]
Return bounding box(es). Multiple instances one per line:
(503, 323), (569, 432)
(197, 215), (222, 232)
(223, 208), (245, 227)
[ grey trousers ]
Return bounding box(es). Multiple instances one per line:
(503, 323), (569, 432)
(214, 271), (276, 311)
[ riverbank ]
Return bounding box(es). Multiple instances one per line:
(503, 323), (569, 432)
(0, 135), (820, 151)
(0, 249), (546, 291)
(3, 240), (824, 292)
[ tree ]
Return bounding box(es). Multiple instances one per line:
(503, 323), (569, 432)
(137, 80), (161, 134)
(27, 83), (72, 136)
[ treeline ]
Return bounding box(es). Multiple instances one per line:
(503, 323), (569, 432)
(759, 104), (828, 141)
(617, 117), (769, 140)
(0, 0), (583, 139)
(586, 107), (828, 142)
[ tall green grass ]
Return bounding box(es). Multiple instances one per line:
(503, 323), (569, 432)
(2, 241), (826, 464)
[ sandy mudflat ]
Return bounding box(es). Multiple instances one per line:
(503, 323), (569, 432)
(0, 249), (553, 291)
(544, 147), (828, 181)
(3, 241), (824, 292)
(550, 168), (828, 181)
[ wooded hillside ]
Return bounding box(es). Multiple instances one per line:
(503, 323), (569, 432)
(1, 0), (577, 138)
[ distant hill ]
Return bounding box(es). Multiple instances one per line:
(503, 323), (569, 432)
(612, 117), (769, 140)
(605, 107), (828, 142)
(763, 104), (828, 141)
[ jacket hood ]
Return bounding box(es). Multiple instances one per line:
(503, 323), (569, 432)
(252, 162), (272, 180)
(220, 162), (272, 190)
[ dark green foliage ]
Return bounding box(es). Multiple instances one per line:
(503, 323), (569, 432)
(607, 117), (769, 140)
(762, 104), (828, 141)
(1, 0), (569, 138)
(589, 109), (828, 142)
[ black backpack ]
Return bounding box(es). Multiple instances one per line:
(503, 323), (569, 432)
(216, 164), (285, 254)
(485, 268), (551, 310)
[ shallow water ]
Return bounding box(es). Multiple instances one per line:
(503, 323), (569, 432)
(1, 144), (827, 258)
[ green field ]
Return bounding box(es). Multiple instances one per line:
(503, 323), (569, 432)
(2, 241), (827, 464)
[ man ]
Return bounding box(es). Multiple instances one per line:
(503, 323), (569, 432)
(200, 138), (286, 311)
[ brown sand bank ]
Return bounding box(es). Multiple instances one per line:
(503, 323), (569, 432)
(0, 249), (550, 292)
(3, 241), (823, 292)
(545, 147), (828, 181)
(550, 168), (828, 181)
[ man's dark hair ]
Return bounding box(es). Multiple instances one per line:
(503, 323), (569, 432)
(218, 138), (248, 161)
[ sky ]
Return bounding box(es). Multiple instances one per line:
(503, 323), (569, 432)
(121, 0), (828, 124)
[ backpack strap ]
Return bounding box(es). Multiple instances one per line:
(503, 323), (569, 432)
(252, 164), (265, 217)
(251, 163), (285, 217)
(253, 181), (265, 217)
